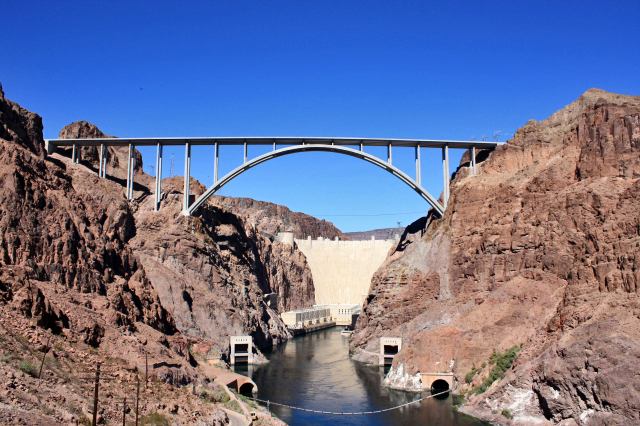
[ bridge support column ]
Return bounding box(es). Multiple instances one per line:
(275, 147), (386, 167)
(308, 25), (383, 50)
(72, 144), (77, 163)
(471, 145), (476, 175)
(155, 143), (163, 211)
(214, 142), (219, 183)
(442, 145), (449, 208)
(183, 142), (191, 214)
(126, 144), (132, 199)
(415, 145), (421, 186)
(243, 142), (247, 164)
(387, 144), (392, 165)
(99, 144), (106, 178)
(360, 142), (363, 152)
(126, 144), (135, 200)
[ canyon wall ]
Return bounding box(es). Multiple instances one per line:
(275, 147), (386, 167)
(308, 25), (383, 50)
(351, 89), (640, 425)
(0, 82), (317, 423)
(56, 125), (319, 354)
(210, 196), (348, 240)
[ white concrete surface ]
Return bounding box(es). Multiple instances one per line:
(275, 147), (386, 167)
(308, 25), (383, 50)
(295, 238), (395, 305)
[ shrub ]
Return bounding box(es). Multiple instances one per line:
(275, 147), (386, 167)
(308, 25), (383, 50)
(213, 390), (230, 403)
(224, 399), (243, 414)
(464, 371), (476, 384)
(238, 394), (257, 409)
(501, 408), (513, 419)
(19, 361), (39, 377)
(78, 414), (92, 426)
(471, 345), (521, 395)
(481, 362), (487, 368)
(140, 411), (170, 425)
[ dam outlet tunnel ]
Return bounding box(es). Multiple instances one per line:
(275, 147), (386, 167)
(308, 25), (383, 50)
(239, 382), (255, 395)
(431, 379), (451, 398)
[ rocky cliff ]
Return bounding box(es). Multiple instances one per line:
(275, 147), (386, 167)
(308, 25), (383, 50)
(210, 196), (349, 240)
(351, 89), (640, 425)
(0, 84), (308, 424)
(55, 124), (319, 353)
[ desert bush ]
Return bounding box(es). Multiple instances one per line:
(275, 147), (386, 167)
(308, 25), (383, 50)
(471, 345), (521, 395)
(213, 389), (230, 403)
(501, 408), (513, 419)
(224, 399), (243, 413)
(140, 411), (170, 425)
(19, 361), (38, 377)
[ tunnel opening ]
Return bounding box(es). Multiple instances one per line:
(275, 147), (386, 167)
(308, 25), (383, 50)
(431, 379), (450, 398)
(383, 345), (399, 356)
(239, 382), (255, 396)
(234, 343), (249, 354)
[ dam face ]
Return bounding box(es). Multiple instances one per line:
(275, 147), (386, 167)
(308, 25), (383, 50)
(294, 238), (395, 305)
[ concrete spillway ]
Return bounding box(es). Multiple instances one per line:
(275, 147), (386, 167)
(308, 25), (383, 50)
(294, 238), (395, 305)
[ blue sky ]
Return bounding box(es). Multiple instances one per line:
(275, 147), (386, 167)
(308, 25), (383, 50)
(2, 1), (639, 232)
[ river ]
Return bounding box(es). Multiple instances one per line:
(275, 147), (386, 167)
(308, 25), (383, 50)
(232, 327), (487, 425)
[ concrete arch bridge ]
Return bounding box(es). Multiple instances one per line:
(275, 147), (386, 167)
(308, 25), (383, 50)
(44, 136), (500, 217)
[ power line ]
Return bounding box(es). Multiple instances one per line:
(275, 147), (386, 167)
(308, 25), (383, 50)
(311, 210), (428, 217)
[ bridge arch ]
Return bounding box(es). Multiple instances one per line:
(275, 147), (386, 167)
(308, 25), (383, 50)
(187, 144), (444, 216)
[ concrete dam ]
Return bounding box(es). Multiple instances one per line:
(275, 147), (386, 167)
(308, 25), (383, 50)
(292, 237), (396, 305)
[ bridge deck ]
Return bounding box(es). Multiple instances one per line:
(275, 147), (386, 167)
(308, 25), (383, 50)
(45, 136), (500, 149)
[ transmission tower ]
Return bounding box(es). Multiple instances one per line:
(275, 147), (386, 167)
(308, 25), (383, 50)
(481, 135), (487, 141)
(493, 131), (500, 142)
(149, 165), (155, 176)
(169, 153), (175, 177)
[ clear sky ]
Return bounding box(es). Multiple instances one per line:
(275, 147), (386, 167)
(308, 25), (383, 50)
(2, 1), (639, 232)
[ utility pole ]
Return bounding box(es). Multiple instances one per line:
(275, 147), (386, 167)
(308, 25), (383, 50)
(145, 352), (148, 389)
(135, 375), (140, 426)
(92, 362), (101, 426)
(38, 336), (50, 380)
(122, 397), (126, 426)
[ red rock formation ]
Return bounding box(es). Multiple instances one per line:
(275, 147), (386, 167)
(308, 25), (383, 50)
(351, 89), (640, 424)
(58, 120), (143, 171)
(210, 196), (349, 240)
(0, 85), (291, 424)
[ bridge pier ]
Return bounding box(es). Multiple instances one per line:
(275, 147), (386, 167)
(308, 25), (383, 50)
(415, 145), (421, 186)
(214, 142), (219, 183)
(183, 142), (191, 214)
(471, 145), (477, 175)
(442, 145), (449, 208)
(126, 144), (135, 200)
(99, 144), (107, 178)
(155, 143), (163, 211)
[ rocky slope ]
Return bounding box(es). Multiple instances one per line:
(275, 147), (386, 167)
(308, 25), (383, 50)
(0, 83), (313, 424)
(345, 227), (403, 241)
(55, 122), (321, 351)
(351, 89), (640, 425)
(210, 196), (348, 240)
